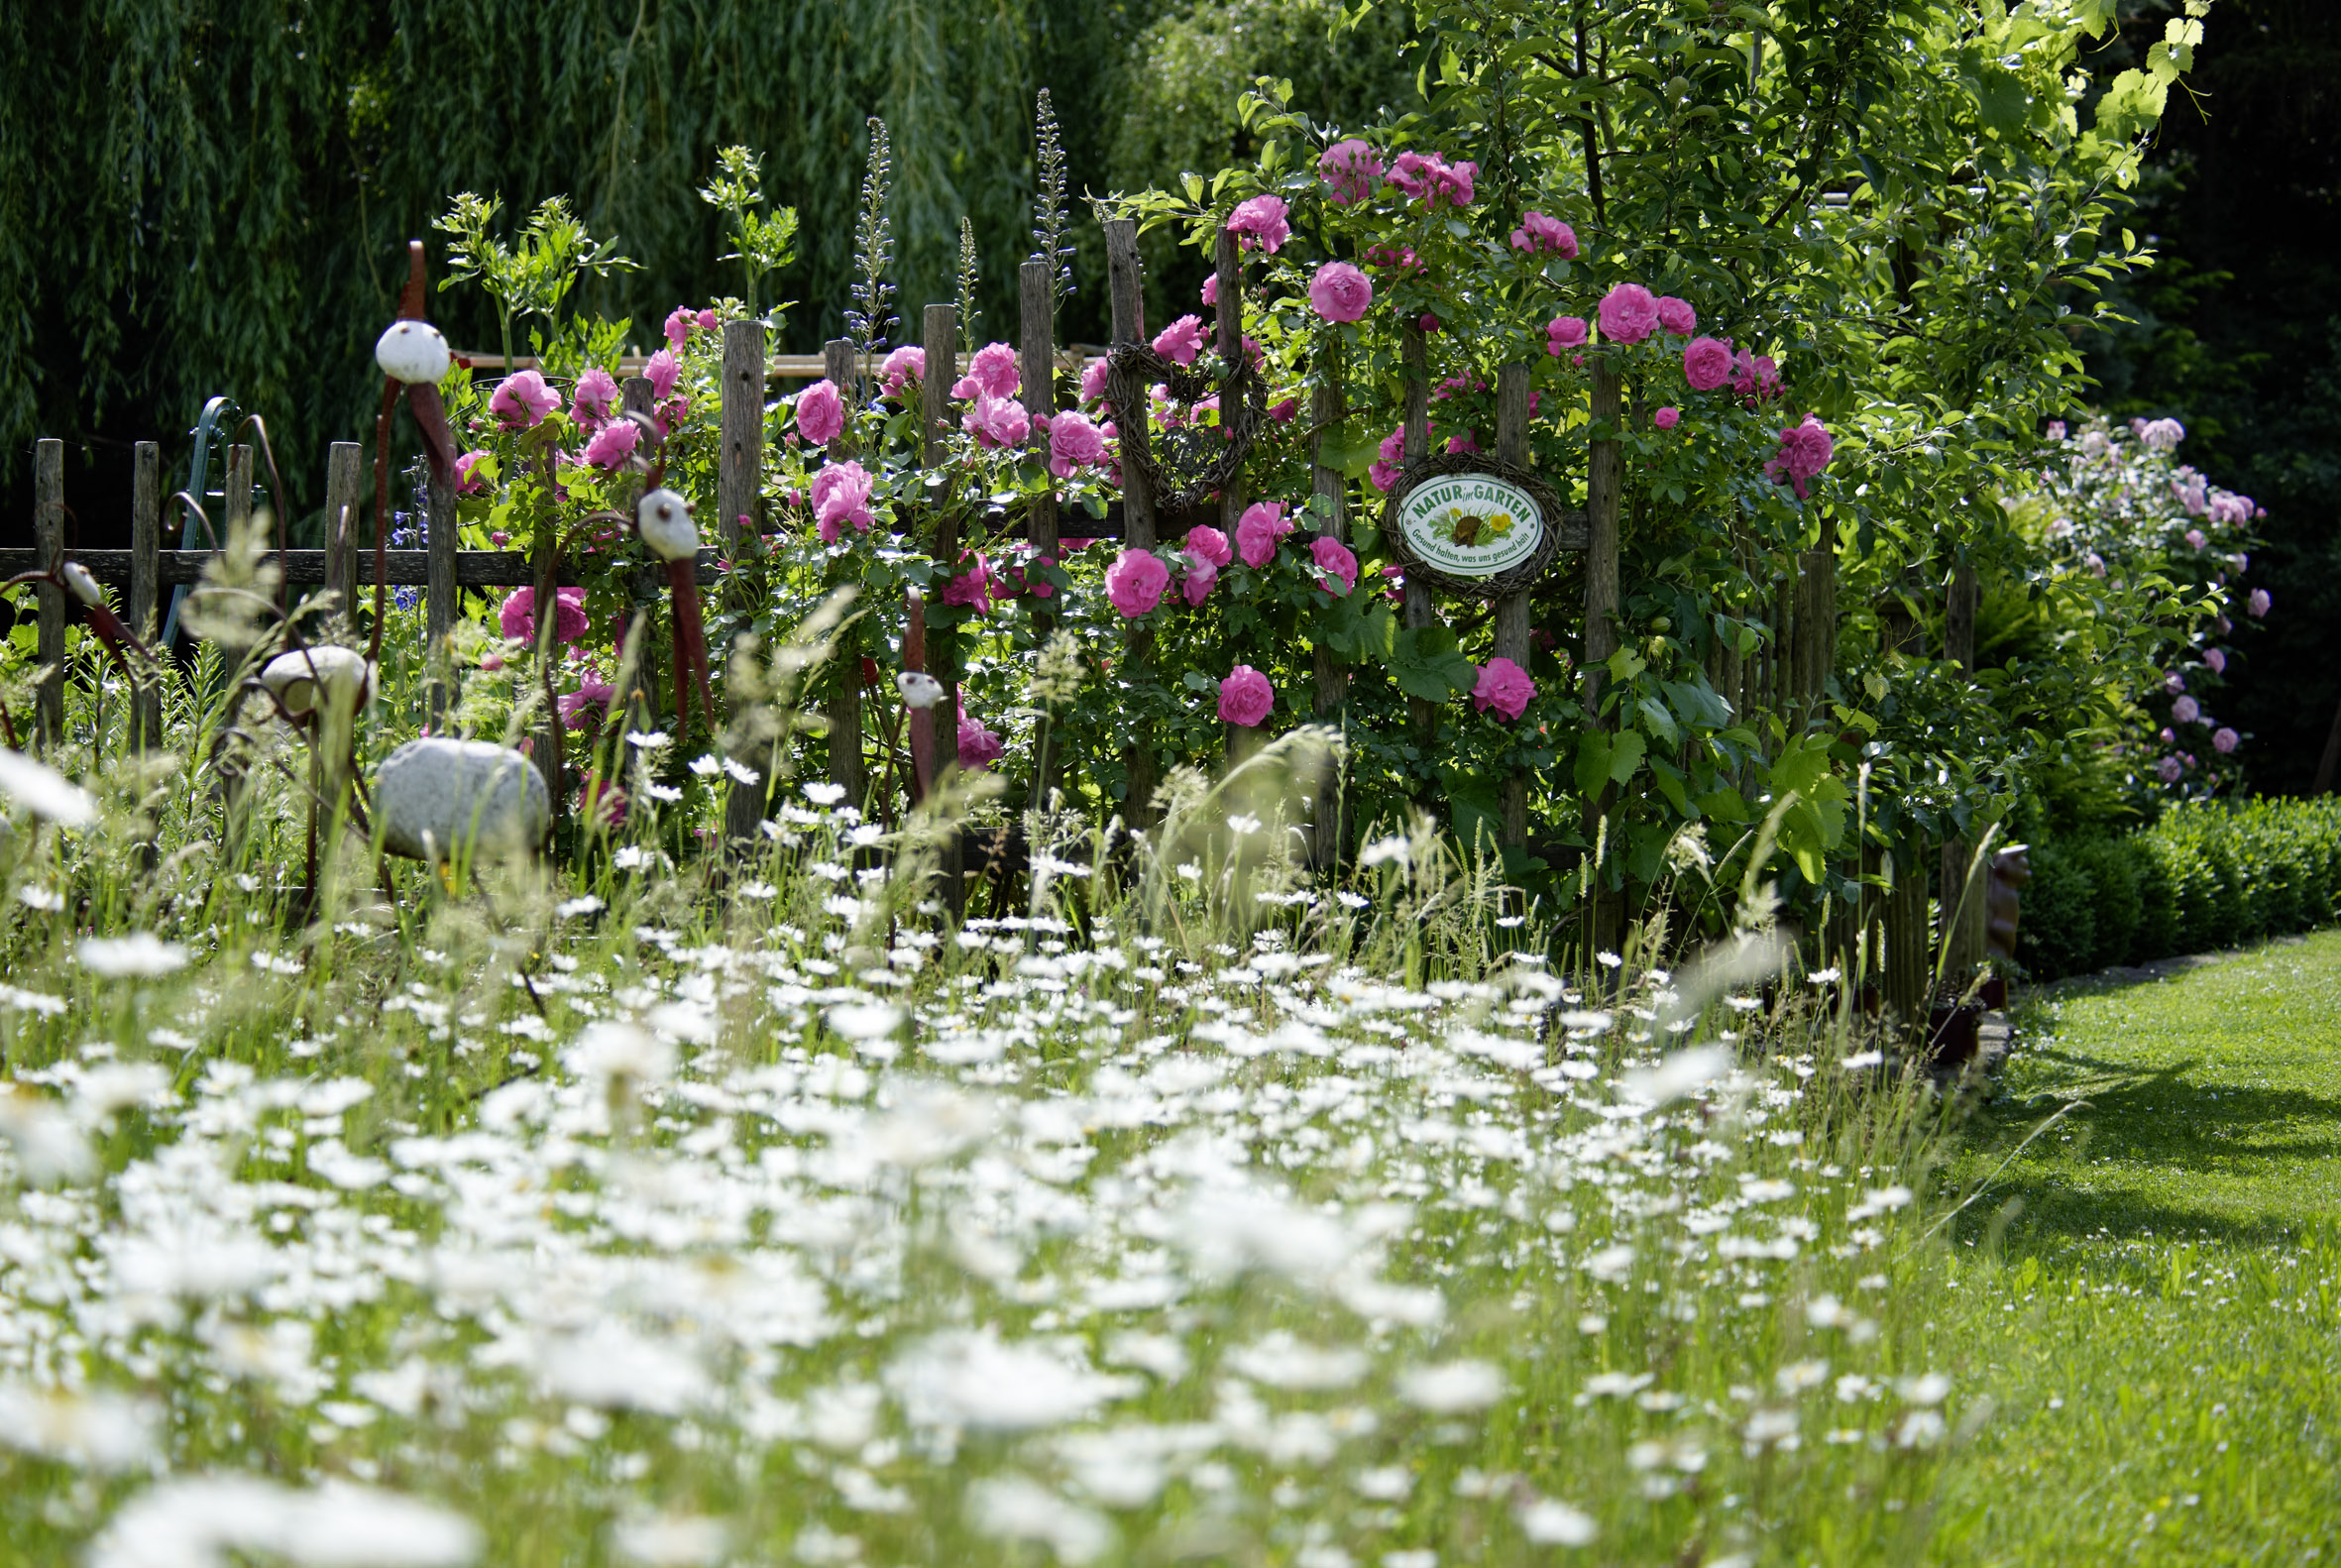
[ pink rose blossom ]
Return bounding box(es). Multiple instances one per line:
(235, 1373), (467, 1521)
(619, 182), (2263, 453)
(455, 450), (492, 496)
(952, 341), (1021, 400)
(1269, 396), (1298, 423)
(645, 347), (681, 401)
(1235, 502), (1292, 567)
(2174, 695), (2201, 724)
(1510, 211), (1579, 258)
(1683, 336), (1733, 392)
(561, 680), (617, 730)
(880, 346), (926, 397)
(1153, 315), (1206, 366)
(662, 306), (699, 349)
(1365, 244), (1423, 274)
(1472, 656), (1535, 721)
(1310, 536), (1359, 595)
(1319, 139), (1384, 204)
(1655, 296), (1697, 335)
(2249, 588), (2272, 616)
(962, 394), (1032, 450)
(2165, 670), (2186, 694)
(1180, 557), (1219, 606)
(489, 369), (559, 429)
(1184, 525), (1233, 569)
(500, 585), (589, 646)
(2213, 727), (2240, 754)
(1546, 316), (1589, 354)
(1445, 432), (1480, 455)
(1390, 152), (1474, 207)
(571, 367), (619, 429)
(1730, 349), (1782, 400)
(957, 709), (1005, 771)
(1079, 357), (1113, 406)
(2184, 527), (2207, 551)
(1309, 262), (1374, 324)
(1654, 406), (1680, 431)
(696, 308), (718, 332)
(1218, 664), (1274, 727)
(942, 554), (997, 615)
(811, 461), (876, 543)
(1049, 411), (1109, 477)
(1598, 283), (1659, 345)
(1764, 414), (1835, 500)
(1369, 424), (1412, 492)
(583, 419), (639, 471)
(2161, 727), (2177, 743)
(2157, 756), (2183, 783)
(1106, 548), (1170, 617)
(1227, 194), (1290, 254)
(2204, 648), (2227, 674)
(797, 379), (846, 446)
(1200, 273), (1219, 306)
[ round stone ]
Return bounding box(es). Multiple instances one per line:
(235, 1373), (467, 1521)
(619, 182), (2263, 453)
(375, 738), (549, 863)
(261, 646), (376, 719)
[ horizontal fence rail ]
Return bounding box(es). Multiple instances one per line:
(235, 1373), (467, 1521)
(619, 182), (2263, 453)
(0, 548), (722, 590)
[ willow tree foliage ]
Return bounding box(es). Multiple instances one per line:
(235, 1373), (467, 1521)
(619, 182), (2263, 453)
(0, 0), (1147, 493)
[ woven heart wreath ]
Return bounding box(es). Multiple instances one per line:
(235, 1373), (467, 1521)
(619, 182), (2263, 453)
(1106, 332), (1267, 512)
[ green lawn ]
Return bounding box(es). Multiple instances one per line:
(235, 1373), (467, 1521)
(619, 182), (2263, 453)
(1924, 931), (2341, 1563)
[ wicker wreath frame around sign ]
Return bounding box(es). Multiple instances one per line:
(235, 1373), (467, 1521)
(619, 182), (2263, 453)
(1105, 338), (1267, 512)
(1380, 451), (1570, 599)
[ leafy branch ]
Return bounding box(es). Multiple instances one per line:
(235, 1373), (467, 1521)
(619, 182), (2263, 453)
(434, 194), (637, 372)
(699, 146), (800, 325)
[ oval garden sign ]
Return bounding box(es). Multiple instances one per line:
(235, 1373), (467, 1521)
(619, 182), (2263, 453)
(1383, 454), (1571, 598)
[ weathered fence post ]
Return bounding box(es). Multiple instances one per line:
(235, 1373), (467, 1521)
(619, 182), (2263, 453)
(1883, 841), (1932, 1027)
(323, 441), (364, 619)
(1310, 344), (1348, 718)
(1018, 261), (1065, 818)
(1307, 323), (1349, 869)
(921, 302), (966, 911)
(1583, 359), (1626, 953)
(1791, 518), (1837, 714)
(1212, 227), (1247, 534)
(33, 440), (64, 747)
(1019, 260), (1059, 637)
(1103, 218), (1160, 828)
(424, 444), (457, 721)
(130, 442), (162, 752)
(1494, 363), (1534, 852)
(1938, 561), (1984, 995)
(1583, 363), (1623, 714)
(821, 338), (868, 814)
(1400, 325), (1436, 760)
(620, 376), (661, 730)
(224, 443), (254, 541)
(719, 319), (770, 847)
(718, 318), (762, 562)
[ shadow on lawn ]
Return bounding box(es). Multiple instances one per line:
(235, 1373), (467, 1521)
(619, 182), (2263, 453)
(1938, 1044), (2341, 1267)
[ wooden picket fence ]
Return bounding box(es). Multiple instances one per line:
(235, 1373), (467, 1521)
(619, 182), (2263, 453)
(8, 217), (1990, 1031)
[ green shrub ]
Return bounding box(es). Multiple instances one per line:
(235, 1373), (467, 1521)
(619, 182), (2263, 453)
(2074, 836), (2145, 966)
(2017, 797), (2341, 979)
